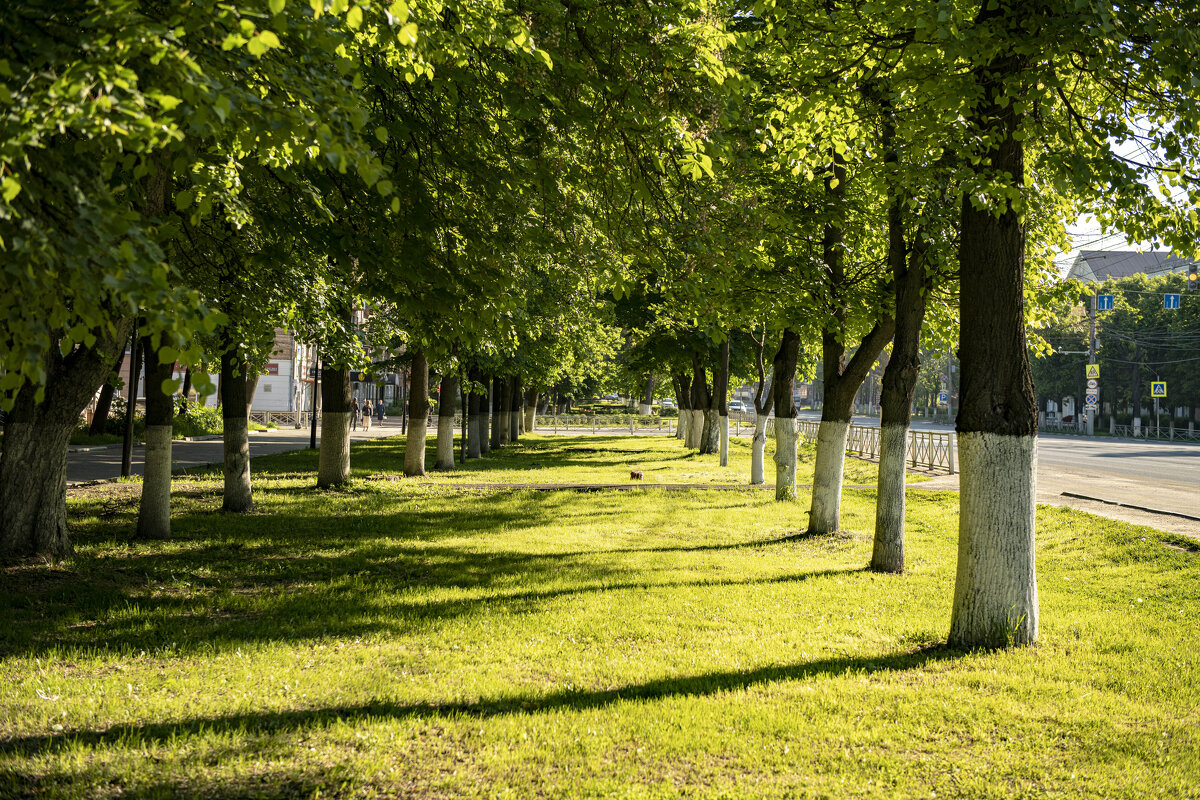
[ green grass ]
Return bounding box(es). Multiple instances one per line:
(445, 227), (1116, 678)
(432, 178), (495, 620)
(1, 435), (1197, 798)
(245, 431), (920, 487)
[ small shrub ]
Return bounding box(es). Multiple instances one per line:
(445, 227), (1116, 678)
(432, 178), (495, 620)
(173, 404), (223, 438)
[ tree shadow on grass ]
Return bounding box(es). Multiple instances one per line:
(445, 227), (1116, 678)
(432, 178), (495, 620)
(5, 485), (857, 658)
(2, 643), (957, 761)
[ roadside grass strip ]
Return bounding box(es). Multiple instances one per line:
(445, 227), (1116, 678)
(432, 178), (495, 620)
(1, 435), (1196, 798)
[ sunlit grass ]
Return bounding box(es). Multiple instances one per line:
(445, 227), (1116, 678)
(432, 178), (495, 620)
(0, 435), (1195, 798)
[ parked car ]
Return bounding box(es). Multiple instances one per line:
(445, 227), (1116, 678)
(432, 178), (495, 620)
(727, 400), (749, 413)
(659, 398), (676, 409)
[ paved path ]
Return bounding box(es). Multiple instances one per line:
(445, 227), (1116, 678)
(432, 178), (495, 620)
(66, 420), (403, 485)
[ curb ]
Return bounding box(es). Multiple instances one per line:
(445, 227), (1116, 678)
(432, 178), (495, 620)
(1059, 492), (1200, 522)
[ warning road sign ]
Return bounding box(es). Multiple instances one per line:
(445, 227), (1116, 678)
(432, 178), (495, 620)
(1151, 381), (1167, 398)
(1085, 364), (1100, 379)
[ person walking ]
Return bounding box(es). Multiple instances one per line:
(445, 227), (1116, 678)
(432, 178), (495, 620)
(362, 398), (372, 431)
(351, 397), (360, 431)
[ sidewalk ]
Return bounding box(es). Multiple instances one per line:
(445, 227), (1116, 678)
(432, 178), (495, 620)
(914, 469), (1200, 541)
(66, 419), (403, 485)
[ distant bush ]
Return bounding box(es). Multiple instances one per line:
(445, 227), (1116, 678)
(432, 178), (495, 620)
(174, 404), (223, 438)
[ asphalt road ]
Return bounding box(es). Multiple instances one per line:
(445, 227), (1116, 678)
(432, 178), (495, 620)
(66, 420), (403, 485)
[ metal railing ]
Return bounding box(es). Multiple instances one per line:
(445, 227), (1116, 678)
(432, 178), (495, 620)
(796, 420), (956, 474)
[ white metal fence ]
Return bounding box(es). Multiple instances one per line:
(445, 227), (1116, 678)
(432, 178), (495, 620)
(796, 420), (956, 474)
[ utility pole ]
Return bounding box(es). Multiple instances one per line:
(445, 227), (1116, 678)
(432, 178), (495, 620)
(1087, 290), (1097, 436)
(309, 346), (319, 450)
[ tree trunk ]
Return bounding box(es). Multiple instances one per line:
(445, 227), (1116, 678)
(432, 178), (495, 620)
(467, 371), (482, 459)
(808, 154), (896, 533)
(675, 373), (690, 441)
(0, 322), (131, 560)
(490, 375), (502, 449)
(772, 330), (801, 500)
(404, 351), (429, 477)
(435, 372), (458, 470)
(89, 349), (126, 435)
(509, 376), (521, 443)
(120, 330), (143, 477)
(221, 342), (253, 510)
(949, 5), (1039, 648)
(178, 368), (192, 416)
(691, 356), (710, 451)
(479, 377), (491, 455)
(640, 375), (656, 416)
(316, 365), (351, 487)
(524, 389), (538, 432)
(137, 336), (175, 539)
(718, 337), (730, 466)
(751, 416), (770, 484)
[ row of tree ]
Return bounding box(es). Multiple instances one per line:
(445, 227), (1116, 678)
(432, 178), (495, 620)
(5, 0), (1200, 649)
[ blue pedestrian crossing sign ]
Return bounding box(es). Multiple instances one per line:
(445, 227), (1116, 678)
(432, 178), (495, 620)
(1164, 293), (1181, 309)
(1151, 381), (1167, 398)
(1097, 294), (1114, 311)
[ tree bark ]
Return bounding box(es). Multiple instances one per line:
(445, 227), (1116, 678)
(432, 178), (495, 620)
(498, 376), (512, 445)
(640, 374), (656, 416)
(89, 349), (126, 435)
(751, 328), (776, 485)
(467, 370), (482, 459)
(718, 337), (730, 466)
(772, 329), (801, 500)
(676, 372), (691, 443)
(524, 389), (538, 432)
(509, 376), (521, 443)
(221, 342), (253, 510)
(808, 154), (896, 533)
(0, 322), (131, 560)
(120, 330), (143, 477)
(479, 376), (491, 455)
(691, 355), (710, 452)
(435, 371), (458, 470)
(137, 335), (175, 539)
(490, 375), (502, 449)
(949, 7), (1039, 647)
(404, 351), (429, 477)
(178, 368), (192, 416)
(316, 365), (351, 487)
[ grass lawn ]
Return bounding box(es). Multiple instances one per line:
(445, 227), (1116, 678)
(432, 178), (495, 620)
(1, 435), (1197, 798)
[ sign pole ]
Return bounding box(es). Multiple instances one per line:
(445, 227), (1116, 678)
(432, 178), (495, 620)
(1087, 290), (1096, 436)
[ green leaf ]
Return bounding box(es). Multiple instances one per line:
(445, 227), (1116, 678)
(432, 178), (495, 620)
(175, 189), (195, 211)
(398, 22), (418, 45)
(1, 176), (20, 203)
(387, 0), (409, 24)
(345, 6), (363, 29)
(270, 0), (286, 13)
(374, 126), (388, 143)
(258, 31), (282, 49)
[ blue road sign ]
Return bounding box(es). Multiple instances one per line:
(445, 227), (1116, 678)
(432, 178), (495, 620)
(938, 391), (948, 406)
(1097, 294), (1114, 310)
(1151, 381), (1167, 398)
(1165, 293), (1181, 309)
(1085, 393), (1098, 406)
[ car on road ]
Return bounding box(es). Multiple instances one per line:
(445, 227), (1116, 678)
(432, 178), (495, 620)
(727, 400), (749, 413)
(659, 398), (676, 409)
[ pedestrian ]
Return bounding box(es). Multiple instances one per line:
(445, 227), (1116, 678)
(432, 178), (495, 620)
(351, 397), (360, 431)
(362, 399), (372, 431)
(377, 401), (385, 424)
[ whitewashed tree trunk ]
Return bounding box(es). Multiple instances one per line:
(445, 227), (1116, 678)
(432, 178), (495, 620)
(137, 425), (173, 537)
(639, 402), (652, 415)
(675, 412), (686, 439)
(750, 416), (769, 484)
(435, 411), (456, 469)
(690, 408), (705, 449)
(681, 410), (693, 447)
(808, 421), (849, 533)
(524, 405), (536, 433)
(948, 433), (1038, 647)
(773, 417), (798, 500)
(701, 408), (719, 454)
(871, 424), (908, 571)
(317, 411), (351, 486)
(224, 416), (254, 508)
(719, 414), (729, 466)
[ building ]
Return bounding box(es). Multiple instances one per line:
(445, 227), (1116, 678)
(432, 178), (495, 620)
(1064, 250), (1197, 282)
